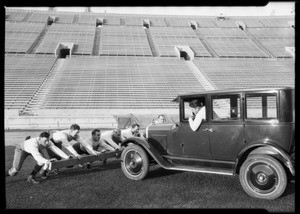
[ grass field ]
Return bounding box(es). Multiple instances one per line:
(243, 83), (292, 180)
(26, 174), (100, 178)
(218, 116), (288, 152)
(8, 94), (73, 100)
(4, 131), (295, 211)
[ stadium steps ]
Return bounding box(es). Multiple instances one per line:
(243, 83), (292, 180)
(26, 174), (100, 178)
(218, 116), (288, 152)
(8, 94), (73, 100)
(72, 14), (79, 24)
(19, 58), (61, 114)
(120, 17), (125, 25)
(244, 29), (277, 58)
(22, 12), (32, 22)
(145, 28), (159, 57)
(185, 60), (215, 90)
(92, 27), (101, 56)
(164, 18), (171, 26)
(26, 25), (50, 54)
(194, 30), (219, 58)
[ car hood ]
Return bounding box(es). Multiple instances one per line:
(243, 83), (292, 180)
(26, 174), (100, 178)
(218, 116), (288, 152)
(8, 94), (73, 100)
(147, 123), (175, 132)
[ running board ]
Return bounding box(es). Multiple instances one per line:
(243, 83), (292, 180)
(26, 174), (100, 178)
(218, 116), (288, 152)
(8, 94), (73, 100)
(49, 150), (122, 170)
(168, 165), (234, 176)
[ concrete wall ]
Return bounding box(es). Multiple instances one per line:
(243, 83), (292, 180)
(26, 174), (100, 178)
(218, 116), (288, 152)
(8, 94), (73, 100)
(4, 109), (179, 130)
(4, 115), (117, 130)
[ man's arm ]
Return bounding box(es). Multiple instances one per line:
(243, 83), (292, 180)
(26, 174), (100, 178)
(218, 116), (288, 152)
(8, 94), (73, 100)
(80, 138), (101, 156)
(49, 143), (69, 159)
(189, 108), (205, 131)
(101, 135), (120, 150)
(84, 144), (101, 155)
(61, 137), (81, 157)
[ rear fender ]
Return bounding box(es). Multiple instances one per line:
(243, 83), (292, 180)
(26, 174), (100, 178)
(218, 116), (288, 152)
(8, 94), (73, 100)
(236, 143), (295, 176)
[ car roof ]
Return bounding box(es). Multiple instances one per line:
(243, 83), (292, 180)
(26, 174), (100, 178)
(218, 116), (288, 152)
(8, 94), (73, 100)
(172, 87), (294, 102)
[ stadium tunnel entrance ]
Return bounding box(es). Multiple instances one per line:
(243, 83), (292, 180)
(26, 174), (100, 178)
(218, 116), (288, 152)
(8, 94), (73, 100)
(189, 21), (198, 30)
(55, 42), (75, 58)
(174, 46), (194, 61)
(96, 18), (103, 27)
(143, 19), (150, 28)
(47, 16), (57, 25)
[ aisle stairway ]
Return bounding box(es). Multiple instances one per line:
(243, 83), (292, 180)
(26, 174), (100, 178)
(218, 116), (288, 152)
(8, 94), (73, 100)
(185, 60), (215, 91)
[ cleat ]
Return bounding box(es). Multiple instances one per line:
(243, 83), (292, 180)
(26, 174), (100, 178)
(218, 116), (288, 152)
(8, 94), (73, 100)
(27, 175), (39, 184)
(41, 175), (47, 180)
(40, 171), (48, 179)
(102, 159), (107, 165)
(85, 163), (92, 170)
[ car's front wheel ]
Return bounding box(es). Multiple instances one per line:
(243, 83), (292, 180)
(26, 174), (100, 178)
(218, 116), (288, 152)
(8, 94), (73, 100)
(121, 144), (149, 180)
(239, 155), (287, 200)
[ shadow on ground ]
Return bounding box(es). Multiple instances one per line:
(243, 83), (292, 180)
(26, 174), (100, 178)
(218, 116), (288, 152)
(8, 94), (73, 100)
(146, 166), (183, 179)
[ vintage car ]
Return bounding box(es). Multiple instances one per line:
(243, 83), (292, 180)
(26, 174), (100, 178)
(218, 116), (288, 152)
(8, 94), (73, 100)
(120, 87), (295, 200)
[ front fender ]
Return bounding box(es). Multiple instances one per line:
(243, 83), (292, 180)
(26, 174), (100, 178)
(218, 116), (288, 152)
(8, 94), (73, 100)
(121, 137), (151, 149)
(121, 137), (172, 169)
(236, 142), (295, 176)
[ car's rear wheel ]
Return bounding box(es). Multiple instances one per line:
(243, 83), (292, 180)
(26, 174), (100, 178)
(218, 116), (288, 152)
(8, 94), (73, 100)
(121, 144), (149, 180)
(239, 154), (287, 200)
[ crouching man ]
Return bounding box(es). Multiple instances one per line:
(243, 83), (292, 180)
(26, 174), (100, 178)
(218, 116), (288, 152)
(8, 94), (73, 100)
(72, 129), (107, 169)
(7, 131), (70, 184)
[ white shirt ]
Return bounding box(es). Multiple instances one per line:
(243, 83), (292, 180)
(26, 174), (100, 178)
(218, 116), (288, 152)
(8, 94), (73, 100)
(188, 106), (206, 131)
(121, 128), (134, 139)
(22, 137), (68, 165)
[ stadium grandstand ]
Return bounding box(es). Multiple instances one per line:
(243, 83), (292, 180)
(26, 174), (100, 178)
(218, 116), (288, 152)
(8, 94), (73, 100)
(5, 8), (294, 129)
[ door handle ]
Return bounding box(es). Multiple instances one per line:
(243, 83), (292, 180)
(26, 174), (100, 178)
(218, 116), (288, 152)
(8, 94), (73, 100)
(202, 128), (214, 132)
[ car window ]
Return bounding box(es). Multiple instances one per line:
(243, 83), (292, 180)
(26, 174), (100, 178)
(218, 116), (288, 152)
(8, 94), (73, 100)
(246, 93), (277, 119)
(211, 95), (240, 120)
(183, 97), (206, 120)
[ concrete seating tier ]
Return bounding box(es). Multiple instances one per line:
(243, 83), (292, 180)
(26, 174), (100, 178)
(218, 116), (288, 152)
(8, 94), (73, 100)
(193, 58), (294, 89)
(5, 54), (57, 109)
(36, 56), (204, 109)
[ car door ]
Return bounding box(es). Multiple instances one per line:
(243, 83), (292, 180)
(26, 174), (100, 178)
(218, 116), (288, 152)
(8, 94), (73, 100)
(170, 96), (211, 158)
(208, 93), (245, 161)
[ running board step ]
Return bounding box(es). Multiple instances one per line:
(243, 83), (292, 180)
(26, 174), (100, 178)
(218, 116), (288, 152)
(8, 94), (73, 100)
(168, 165), (234, 176)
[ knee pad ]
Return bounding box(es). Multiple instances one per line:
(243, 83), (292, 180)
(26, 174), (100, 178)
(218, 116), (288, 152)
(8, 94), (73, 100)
(8, 168), (18, 176)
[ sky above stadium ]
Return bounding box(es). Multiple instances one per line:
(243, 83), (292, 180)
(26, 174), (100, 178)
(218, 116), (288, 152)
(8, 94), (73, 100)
(6, 2), (295, 16)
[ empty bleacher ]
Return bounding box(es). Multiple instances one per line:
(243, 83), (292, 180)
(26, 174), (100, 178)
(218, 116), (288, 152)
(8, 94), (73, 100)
(214, 18), (238, 28)
(77, 14), (122, 26)
(231, 17), (264, 28)
(194, 18), (216, 28)
(35, 23), (95, 55)
(247, 27), (294, 58)
(150, 27), (211, 57)
(5, 10), (29, 22)
(29, 56), (204, 109)
(5, 54), (57, 109)
(259, 17), (294, 28)
(5, 21), (45, 53)
(193, 58), (294, 89)
(27, 12), (75, 24)
(99, 26), (152, 56)
(4, 9), (295, 116)
(197, 26), (270, 58)
(247, 28), (294, 38)
(198, 27), (248, 38)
